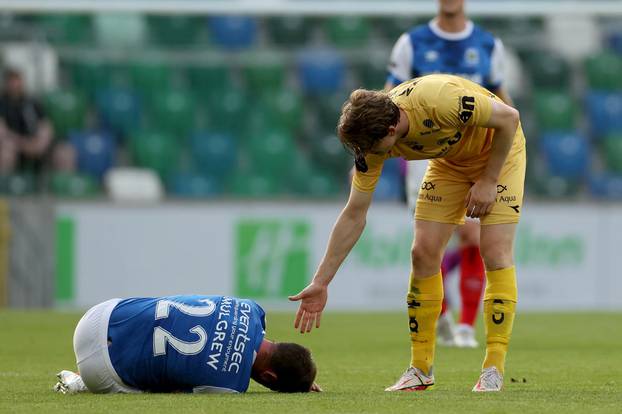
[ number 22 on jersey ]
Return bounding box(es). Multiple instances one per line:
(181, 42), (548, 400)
(152, 299), (216, 357)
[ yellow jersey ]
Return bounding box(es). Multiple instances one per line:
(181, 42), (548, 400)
(352, 74), (523, 193)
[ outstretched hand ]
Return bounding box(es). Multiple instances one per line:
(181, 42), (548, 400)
(288, 282), (328, 334)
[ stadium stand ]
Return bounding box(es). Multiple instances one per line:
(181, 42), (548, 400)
(1, 14), (622, 200)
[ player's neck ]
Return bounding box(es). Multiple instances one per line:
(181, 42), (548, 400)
(397, 109), (410, 139)
(436, 13), (467, 33)
(251, 339), (276, 373)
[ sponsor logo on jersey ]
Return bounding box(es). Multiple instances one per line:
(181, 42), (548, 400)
(432, 131), (462, 158)
(508, 205), (520, 213)
(420, 181), (436, 191)
(407, 140), (424, 151)
(459, 96), (475, 123)
(419, 182), (442, 203)
(425, 50), (439, 62)
(497, 184), (508, 194)
(465, 48), (480, 66)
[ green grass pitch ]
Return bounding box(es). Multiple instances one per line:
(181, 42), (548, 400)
(1, 310), (621, 413)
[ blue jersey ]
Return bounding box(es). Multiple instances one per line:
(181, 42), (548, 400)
(387, 20), (504, 90)
(107, 295), (266, 393)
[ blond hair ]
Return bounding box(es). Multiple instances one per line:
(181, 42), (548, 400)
(337, 89), (400, 159)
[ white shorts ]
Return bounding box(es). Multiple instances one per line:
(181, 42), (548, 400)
(73, 298), (141, 394)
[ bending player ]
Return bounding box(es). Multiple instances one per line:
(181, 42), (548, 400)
(386, 0), (514, 348)
(290, 74), (525, 392)
(54, 294), (319, 394)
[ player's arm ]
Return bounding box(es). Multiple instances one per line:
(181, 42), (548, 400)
(289, 186), (373, 333)
(488, 38), (514, 107)
(491, 87), (514, 107)
(385, 33), (413, 91)
(465, 99), (519, 218)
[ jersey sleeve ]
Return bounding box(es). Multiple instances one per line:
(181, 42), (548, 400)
(352, 153), (387, 193)
(485, 38), (505, 90)
(434, 83), (494, 129)
(386, 33), (413, 87)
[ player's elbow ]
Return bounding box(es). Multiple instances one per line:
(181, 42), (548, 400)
(507, 106), (520, 129)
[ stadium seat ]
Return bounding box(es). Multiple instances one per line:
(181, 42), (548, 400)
(521, 50), (571, 89)
(149, 89), (196, 137)
(39, 15), (93, 45)
(588, 173), (622, 199)
(50, 172), (98, 198)
(65, 57), (116, 97)
(607, 30), (622, 56)
(310, 92), (349, 133)
(298, 49), (346, 94)
(324, 16), (371, 48)
(584, 52), (622, 91)
(601, 134), (622, 173)
(245, 129), (296, 177)
(167, 171), (223, 198)
(266, 16), (315, 47)
(584, 91), (622, 137)
(243, 57), (287, 95)
(525, 155), (581, 198)
(68, 130), (117, 180)
(189, 131), (238, 178)
(539, 132), (589, 179)
(533, 90), (577, 131)
(186, 63), (233, 97)
(228, 172), (283, 197)
(205, 88), (246, 132)
(258, 89), (303, 132)
(287, 151), (335, 196)
(129, 60), (173, 99)
(95, 87), (141, 138)
(43, 89), (88, 140)
(0, 173), (35, 196)
(129, 130), (180, 178)
(93, 13), (147, 49)
(147, 16), (205, 47)
(353, 57), (389, 90)
(307, 130), (351, 173)
(375, 16), (422, 44)
(305, 171), (341, 197)
(207, 16), (257, 49)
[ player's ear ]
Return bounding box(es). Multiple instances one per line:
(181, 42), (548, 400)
(259, 369), (278, 385)
(388, 125), (397, 136)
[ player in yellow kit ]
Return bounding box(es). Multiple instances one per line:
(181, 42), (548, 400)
(289, 74), (525, 392)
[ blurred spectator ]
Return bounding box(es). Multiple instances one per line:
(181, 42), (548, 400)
(51, 142), (77, 173)
(0, 68), (53, 175)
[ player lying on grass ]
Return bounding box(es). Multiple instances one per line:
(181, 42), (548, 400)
(54, 295), (320, 394)
(290, 74), (525, 392)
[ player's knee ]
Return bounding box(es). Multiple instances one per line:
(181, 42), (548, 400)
(411, 244), (442, 274)
(480, 243), (513, 270)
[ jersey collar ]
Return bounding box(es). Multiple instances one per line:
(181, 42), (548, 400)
(428, 18), (474, 41)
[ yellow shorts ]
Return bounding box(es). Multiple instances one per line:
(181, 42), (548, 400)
(414, 129), (526, 226)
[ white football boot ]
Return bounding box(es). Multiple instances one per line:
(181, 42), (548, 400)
(472, 367), (503, 392)
(385, 367), (435, 392)
(454, 324), (478, 348)
(53, 370), (88, 394)
(436, 312), (456, 347)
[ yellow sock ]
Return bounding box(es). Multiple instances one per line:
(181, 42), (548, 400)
(407, 271), (443, 375)
(482, 266), (518, 374)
